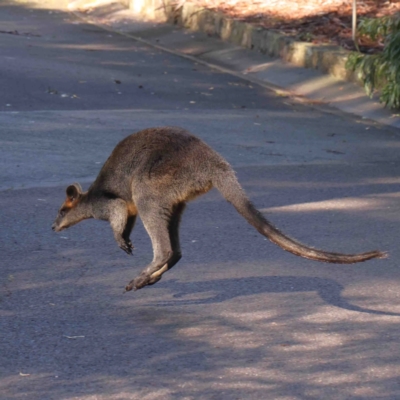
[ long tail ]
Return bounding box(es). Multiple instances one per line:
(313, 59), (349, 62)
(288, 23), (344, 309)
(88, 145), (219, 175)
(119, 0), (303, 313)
(213, 169), (386, 264)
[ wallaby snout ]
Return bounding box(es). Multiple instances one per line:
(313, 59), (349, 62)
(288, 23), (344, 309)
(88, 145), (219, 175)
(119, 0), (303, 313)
(52, 219), (66, 232)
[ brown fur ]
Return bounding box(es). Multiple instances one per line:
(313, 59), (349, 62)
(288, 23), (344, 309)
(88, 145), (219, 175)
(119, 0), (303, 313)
(52, 127), (386, 291)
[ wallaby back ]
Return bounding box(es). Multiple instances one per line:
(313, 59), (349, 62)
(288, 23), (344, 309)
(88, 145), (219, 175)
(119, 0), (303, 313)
(87, 127), (221, 205)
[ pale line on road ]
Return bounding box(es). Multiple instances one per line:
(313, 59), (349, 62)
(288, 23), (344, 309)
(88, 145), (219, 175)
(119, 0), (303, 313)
(260, 197), (385, 213)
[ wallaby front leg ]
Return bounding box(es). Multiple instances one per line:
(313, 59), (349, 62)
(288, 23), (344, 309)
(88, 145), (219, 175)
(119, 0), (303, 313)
(122, 215), (137, 254)
(109, 200), (134, 255)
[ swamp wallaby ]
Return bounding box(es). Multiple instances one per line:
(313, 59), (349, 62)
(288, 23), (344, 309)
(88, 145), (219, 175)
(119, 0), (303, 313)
(52, 127), (386, 291)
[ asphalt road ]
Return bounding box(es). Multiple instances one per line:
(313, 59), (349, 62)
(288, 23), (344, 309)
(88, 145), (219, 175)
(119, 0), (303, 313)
(1, 1), (400, 399)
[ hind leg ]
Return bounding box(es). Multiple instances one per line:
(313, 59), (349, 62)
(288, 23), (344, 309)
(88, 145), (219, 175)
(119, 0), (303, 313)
(146, 202), (186, 286)
(125, 201), (183, 291)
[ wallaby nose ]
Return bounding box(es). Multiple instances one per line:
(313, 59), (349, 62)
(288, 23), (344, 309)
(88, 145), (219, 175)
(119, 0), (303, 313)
(51, 224), (56, 231)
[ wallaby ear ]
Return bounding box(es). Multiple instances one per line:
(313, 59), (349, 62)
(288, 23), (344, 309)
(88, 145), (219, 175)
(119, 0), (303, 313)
(66, 183), (82, 202)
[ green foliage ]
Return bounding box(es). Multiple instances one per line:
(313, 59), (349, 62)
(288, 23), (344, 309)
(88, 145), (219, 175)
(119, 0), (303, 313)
(346, 13), (400, 109)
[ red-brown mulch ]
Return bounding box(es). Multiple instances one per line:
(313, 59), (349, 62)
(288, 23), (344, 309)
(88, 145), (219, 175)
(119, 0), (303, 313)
(185, 0), (400, 53)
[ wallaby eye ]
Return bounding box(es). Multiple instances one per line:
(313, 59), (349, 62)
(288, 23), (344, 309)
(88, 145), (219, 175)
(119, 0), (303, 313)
(59, 208), (67, 218)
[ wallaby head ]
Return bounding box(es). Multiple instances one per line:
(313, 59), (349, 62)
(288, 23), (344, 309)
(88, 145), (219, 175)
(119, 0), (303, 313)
(52, 183), (89, 232)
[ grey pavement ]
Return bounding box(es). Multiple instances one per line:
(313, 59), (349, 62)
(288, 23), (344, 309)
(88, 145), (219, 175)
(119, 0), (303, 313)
(1, 1), (400, 399)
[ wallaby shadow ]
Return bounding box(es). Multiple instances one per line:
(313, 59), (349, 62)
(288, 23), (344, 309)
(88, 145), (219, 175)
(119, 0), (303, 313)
(154, 275), (400, 316)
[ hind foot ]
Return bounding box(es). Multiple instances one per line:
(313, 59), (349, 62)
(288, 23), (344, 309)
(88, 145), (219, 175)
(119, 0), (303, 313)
(125, 263), (168, 292)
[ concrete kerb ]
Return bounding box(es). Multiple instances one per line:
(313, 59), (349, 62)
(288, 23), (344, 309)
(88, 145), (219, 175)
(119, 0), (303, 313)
(73, 1), (367, 120)
(67, 0), (363, 86)
(83, 0), (360, 83)
(67, 0), (356, 97)
(142, 0), (359, 84)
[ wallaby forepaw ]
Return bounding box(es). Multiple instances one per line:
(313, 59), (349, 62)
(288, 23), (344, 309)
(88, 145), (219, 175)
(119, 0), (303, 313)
(119, 240), (133, 255)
